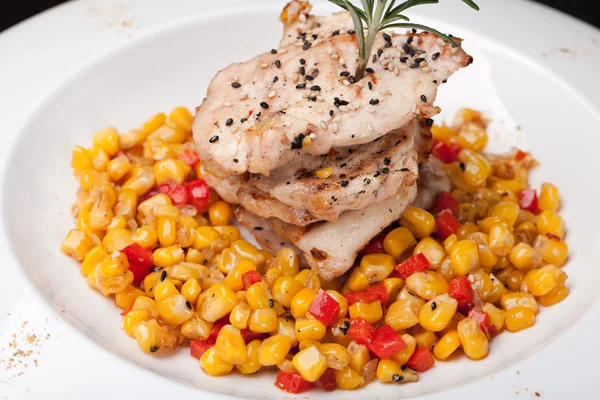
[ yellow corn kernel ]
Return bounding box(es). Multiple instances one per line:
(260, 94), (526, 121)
(457, 317), (489, 360)
(462, 161), (488, 188)
(138, 194), (171, 220)
(459, 148), (491, 175)
(141, 112), (166, 135)
(80, 246), (108, 277)
(89, 146), (110, 173)
(487, 274), (508, 304)
(92, 127), (119, 157)
(400, 206), (435, 239)
(185, 248), (206, 265)
(293, 346), (327, 382)
(383, 227), (417, 260)
(106, 155), (131, 182)
(132, 296), (160, 319)
(388, 333), (415, 365)
(107, 216), (127, 230)
(223, 259), (258, 292)
(525, 264), (567, 297)
(482, 303), (505, 332)
(382, 278), (404, 306)
(214, 325), (248, 365)
(405, 271), (448, 300)
(294, 269), (321, 291)
(122, 166), (156, 197)
(346, 267), (369, 292)
(113, 188), (137, 219)
(509, 242), (542, 271)
(71, 146), (93, 176)
(414, 237), (446, 268)
(154, 159), (191, 185)
(453, 189), (473, 203)
(208, 201), (233, 227)
(123, 309), (151, 337)
(169, 107), (193, 131)
(88, 193), (113, 230)
(488, 224), (515, 257)
(456, 123), (487, 152)
(489, 201), (520, 227)
(235, 339), (262, 375)
(477, 216), (510, 234)
(199, 283), (238, 322)
(347, 341), (370, 372)
(115, 285), (145, 310)
(217, 248), (241, 275)
(181, 278), (202, 304)
(299, 340), (322, 351)
(457, 222), (479, 240)
(200, 346), (234, 376)
(443, 234), (458, 255)
(433, 330), (460, 361)
(181, 314), (213, 340)
(538, 183), (560, 212)
(131, 225), (158, 249)
(468, 269), (493, 301)
(506, 268), (525, 292)
(227, 302), (251, 330)
(118, 128), (145, 149)
(157, 294), (193, 325)
(418, 294), (458, 332)
(258, 334), (292, 366)
(334, 366), (363, 390)
(62, 229), (95, 261)
(133, 318), (178, 354)
(377, 359), (418, 383)
(504, 306), (535, 332)
(538, 285), (569, 307)
(248, 308), (278, 333)
(385, 299), (420, 331)
(501, 292), (539, 314)
(348, 300), (383, 324)
(274, 247), (300, 276)
(152, 245), (184, 268)
(412, 326), (438, 349)
(290, 288), (317, 319)
(359, 253), (395, 283)
(315, 167), (333, 179)
(438, 257), (456, 282)
(214, 226), (241, 242)
(533, 234), (568, 267)
(440, 312), (465, 337)
(156, 217), (176, 247)
(457, 203), (477, 224)
(448, 164), (476, 194)
(231, 240), (266, 267)
(263, 267), (282, 288)
(246, 282), (273, 310)
(319, 343), (350, 370)
(537, 210), (565, 239)
(329, 318), (352, 347)
(273, 317), (298, 347)
(295, 318), (327, 341)
(153, 278), (180, 302)
(431, 124), (457, 141)
(450, 240), (480, 276)
(272, 276), (303, 308)
(454, 108), (482, 126)
(91, 253), (133, 296)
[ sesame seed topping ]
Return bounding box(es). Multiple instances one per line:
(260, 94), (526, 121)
(231, 82), (241, 88)
(414, 57), (425, 64)
(377, 49), (384, 57)
(343, 80), (350, 86)
(271, 49), (277, 54)
(273, 76), (279, 83)
(240, 118), (246, 123)
(382, 167), (389, 174)
(299, 66), (305, 76)
(302, 42), (312, 50)
(339, 105), (350, 112)
(333, 116), (342, 123)
(225, 118), (233, 126)
(310, 85), (321, 91)
(340, 71), (350, 77)
(410, 63), (420, 69)
(275, 60), (281, 68)
(348, 76), (356, 84)
(209, 135), (219, 143)
(340, 180), (349, 187)
(224, 101), (232, 107)
(432, 52), (440, 60)
(400, 56), (408, 63)
(383, 32), (391, 42)
(329, 110), (334, 116)
(332, 29), (340, 36)
(369, 99), (380, 105)
(347, 29), (355, 34)
(367, 123), (374, 132)
(368, 82), (373, 90)
(309, 133), (316, 139)
(332, 123), (339, 133)
(300, 58), (306, 65)
(320, 121), (327, 129)
(268, 91), (277, 98)
(296, 83), (307, 89)
(366, 67), (375, 73)
(407, 36), (413, 44)
(452, 56), (462, 63)
(305, 75), (314, 81)
(260, 63), (269, 69)
(437, 38), (446, 46)
(260, 102), (269, 109)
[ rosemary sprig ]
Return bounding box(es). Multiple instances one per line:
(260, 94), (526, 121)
(329, 0), (479, 81)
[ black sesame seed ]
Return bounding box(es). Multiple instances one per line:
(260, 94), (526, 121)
(425, 118), (434, 126)
(407, 36), (414, 44)
(310, 85), (321, 91)
(209, 135), (219, 143)
(296, 83), (307, 89)
(291, 133), (305, 149)
(275, 60), (281, 68)
(308, 96), (317, 102)
(273, 76), (279, 83)
(225, 118), (233, 126)
(254, 226), (263, 230)
(260, 102), (269, 109)
(347, 29), (355, 34)
(329, 110), (334, 116)
(369, 98), (380, 105)
(312, 33), (318, 40)
(300, 58), (306, 65)
(442, 79), (448, 83)
(302, 41), (312, 50)
(403, 43), (415, 57)
(414, 57), (425, 63)
(459, 162), (466, 171)
(433, 80), (438, 84)
(186, 301), (192, 309)
(271, 49), (277, 54)
(400, 56), (408, 63)
(420, 95), (427, 102)
(392, 374), (404, 382)
(269, 299), (274, 308)
(377, 49), (384, 57)
(299, 66), (306, 76)
(383, 32), (391, 42)
(240, 118), (247, 123)
(366, 67), (375, 73)
(340, 180), (349, 187)
(340, 71), (350, 77)
(383, 157), (391, 165)
(385, 41), (393, 48)
(368, 82), (373, 90)
(432, 52), (440, 60)
(373, 54), (377, 63)
(431, 301), (437, 310)
(149, 346), (159, 353)
(160, 270), (167, 281)
(305, 75), (314, 81)
(364, 178), (371, 185)
(332, 29), (340, 36)
(348, 76), (356, 84)
(233, 158), (239, 163)
(382, 167), (390, 174)
(231, 82), (241, 88)
(412, 28), (417, 33)
(410, 63), (420, 69)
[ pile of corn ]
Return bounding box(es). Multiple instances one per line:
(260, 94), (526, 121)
(61, 107), (568, 393)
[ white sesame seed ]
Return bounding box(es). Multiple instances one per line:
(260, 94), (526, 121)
(320, 121), (327, 129)
(317, 95), (324, 101)
(327, 49), (333, 55)
(309, 133), (316, 139)
(339, 58), (345, 65)
(224, 102), (232, 107)
(299, 13), (307, 23)
(260, 63), (269, 69)
(437, 38), (446, 47)
(239, 93), (248, 100)
(451, 47), (459, 54)
(420, 61), (428, 67)
(295, 41), (304, 47)
(268, 91), (277, 99)
(233, 75), (239, 81)
(422, 66), (431, 73)
(279, 48), (288, 54)
(330, 53), (339, 60)
(339, 105), (350, 112)
(343, 80), (350, 86)
(452, 56), (462, 63)
(333, 116), (342, 123)
(367, 123), (374, 132)
(292, 74), (299, 83)
(231, 126), (239, 133)
(314, 107), (323, 114)
(332, 123), (339, 133)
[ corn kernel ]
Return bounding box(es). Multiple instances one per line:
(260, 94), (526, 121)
(231, 240), (266, 267)
(201, 347), (234, 376)
(80, 246), (108, 277)
(208, 201), (233, 226)
(290, 288), (317, 319)
(236, 339), (262, 375)
(433, 330), (460, 361)
(295, 318), (327, 341)
(412, 326), (438, 349)
(348, 300), (383, 324)
(315, 167), (334, 179)
(115, 285), (145, 310)
(385, 299), (420, 331)
(501, 292), (539, 314)
(377, 359), (418, 383)
(181, 314), (213, 340)
(246, 282), (273, 310)
(533, 234), (568, 267)
(248, 308), (278, 333)
(123, 309), (151, 337)
(181, 278), (202, 304)
(157, 294), (194, 325)
(359, 253), (395, 283)
(504, 306), (535, 332)
(294, 269), (321, 291)
(450, 240), (479, 276)
(383, 227), (417, 260)
(457, 317), (489, 360)
(413, 237), (446, 268)
(152, 245), (184, 268)
(292, 346), (328, 382)
(199, 283), (238, 322)
(62, 229), (95, 261)
(347, 267), (369, 292)
(274, 247), (300, 276)
(71, 146), (93, 176)
(258, 334), (292, 366)
(405, 271), (448, 300)
(538, 285), (569, 307)
(223, 259), (257, 292)
(400, 206), (436, 239)
(92, 127), (119, 157)
(538, 183), (560, 212)
(391, 334), (416, 365)
(537, 210), (565, 239)
(525, 264), (566, 297)
(482, 302), (505, 332)
(272, 276), (303, 308)
(418, 294), (458, 332)
(488, 224), (515, 257)
(334, 366), (363, 390)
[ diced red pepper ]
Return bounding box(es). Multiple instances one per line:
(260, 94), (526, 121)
(316, 369), (337, 392)
(190, 340), (214, 359)
(275, 371), (313, 394)
(309, 290), (340, 326)
(121, 243), (154, 285)
(432, 140), (460, 163)
(518, 188), (539, 214)
(468, 308), (497, 335)
(448, 276), (475, 315)
(365, 284), (388, 304)
(347, 318), (377, 346)
(158, 182), (189, 206)
(435, 209), (462, 240)
(395, 253), (430, 279)
(515, 150), (527, 161)
(344, 291), (379, 306)
(240, 328), (267, 343)
(368, 325), (407, 359)
(432, 192), (460, 216)
(449, 143), (462, 157)
(177, 149), (200, 166)
(406, 347), (435, 372)
(242, 270), (262, 290)
(358, 232), (386, 258)
(187, 179), (211, 213)
(207, 323), (225, 342)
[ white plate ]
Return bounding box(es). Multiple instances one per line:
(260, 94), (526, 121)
(1, 0), (600, 398)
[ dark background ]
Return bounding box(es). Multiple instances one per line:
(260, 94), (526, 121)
(0, 0), (599, 32)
